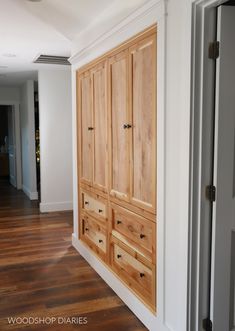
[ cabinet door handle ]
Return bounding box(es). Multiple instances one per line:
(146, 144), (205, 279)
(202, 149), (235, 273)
(99, 239), (103, 243)
(85, 228), (89, 232)
(123, 124), (132, 129)
(117, 220), (122, 225)
(88, 127), (94, 130)
(117, 254), (122, 259)
(98, 209), (103, 213)
(85, 201), (89, 205)
(139, 273), (145, 278)
(140, 234), (145, 239)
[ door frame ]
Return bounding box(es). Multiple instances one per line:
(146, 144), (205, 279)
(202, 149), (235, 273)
(0, 102), (22, 189)
(189, 0), (229, 330)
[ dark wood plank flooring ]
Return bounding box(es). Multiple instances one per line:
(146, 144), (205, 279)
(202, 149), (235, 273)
(0, 180), (147, 331)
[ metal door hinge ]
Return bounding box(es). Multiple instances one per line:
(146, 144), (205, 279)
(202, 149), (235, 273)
(208, 41), (220, 59)
(206, 185), (216, 202)
(203, 318), (213, 331)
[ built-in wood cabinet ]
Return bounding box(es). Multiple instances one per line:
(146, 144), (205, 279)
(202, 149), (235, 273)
(109, 50), (130, 201)
(79, 71), (93, 186)
(130, 36), (156, 212)
(77, 25), (157, 311)
(78, 61), (108, 193)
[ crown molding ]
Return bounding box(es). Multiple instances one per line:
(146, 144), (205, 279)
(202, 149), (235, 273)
(69, 0), (166, 67)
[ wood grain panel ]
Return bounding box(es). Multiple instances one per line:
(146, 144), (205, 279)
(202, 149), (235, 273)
(130, 34), (156, 212)
(92, 62), (108, 192)
(80, 71), (93, 185)
(111, 203), (156, 262)
(109, 51), (130, 201)
(111, 240), (155, 310)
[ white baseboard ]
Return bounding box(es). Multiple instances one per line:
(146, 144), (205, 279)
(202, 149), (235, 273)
(22, 185), (38, 200)
(72, 234), (168, 331)
(40, 201), (73, 213)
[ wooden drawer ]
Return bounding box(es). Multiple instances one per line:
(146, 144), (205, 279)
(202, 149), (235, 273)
(81, 191), (107, 221)
(81, 214), (107, 260)
(111, 204), (155, 262)
(111, 240), (155, 308)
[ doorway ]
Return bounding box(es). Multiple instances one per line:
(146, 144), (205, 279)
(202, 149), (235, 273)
(190, 1), (235, 331)
(0, 105), (16, 187)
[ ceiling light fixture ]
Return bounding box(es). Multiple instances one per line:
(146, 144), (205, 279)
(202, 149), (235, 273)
(2, 53), (16, 58)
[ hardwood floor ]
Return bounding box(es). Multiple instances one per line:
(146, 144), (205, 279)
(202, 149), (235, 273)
(0, 180), (147, 331)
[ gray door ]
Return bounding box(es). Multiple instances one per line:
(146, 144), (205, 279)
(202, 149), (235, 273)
(211, 5), (235, 331)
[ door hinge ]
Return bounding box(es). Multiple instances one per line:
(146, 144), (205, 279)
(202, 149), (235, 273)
(203, 318), (213, 331)
(206, 185), (216, 202)
(208, 41), (220, 59)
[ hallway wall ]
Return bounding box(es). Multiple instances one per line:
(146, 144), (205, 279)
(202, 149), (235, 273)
(38, 68), (73, 212)
(20, 80), (38, 200)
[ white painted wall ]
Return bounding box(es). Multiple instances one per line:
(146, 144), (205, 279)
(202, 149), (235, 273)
(20, 80), (38, 200)
(0, 86), (20, 102)
(70, 0), (192, 331)
(38, 69), (73, 212)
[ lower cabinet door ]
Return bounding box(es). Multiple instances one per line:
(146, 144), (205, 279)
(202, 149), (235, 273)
(111, 240), (155, 309)
(81, 214), (107, 261)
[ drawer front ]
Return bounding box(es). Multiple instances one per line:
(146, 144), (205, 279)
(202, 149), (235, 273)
(82, 192), (107, 219)
(111, 243), (155, 308)
(112, 205), (155, 258)
(112, 244), (153, 292)
(82, 215), (107, 254)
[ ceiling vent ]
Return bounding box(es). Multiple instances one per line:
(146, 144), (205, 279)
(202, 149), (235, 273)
(33, 55), (70, 65)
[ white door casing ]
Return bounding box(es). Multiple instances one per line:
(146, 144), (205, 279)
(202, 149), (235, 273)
(211, 5), (235, 331)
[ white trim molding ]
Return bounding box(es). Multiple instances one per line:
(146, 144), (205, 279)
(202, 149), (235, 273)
(0, 101), (22, 190)
(189, 0), (228, 330)
(69, 0), (167, 69)
(70, 0), (168, 330)
(22, 185), (38, 200)
(40, 201), (73, 213)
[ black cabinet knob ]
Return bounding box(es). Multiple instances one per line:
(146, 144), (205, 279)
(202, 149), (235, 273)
(85, 228), (89, 232)
(117, 254), (122, 259)
(140, 273), (145, 278)
(85, 201), (89, 205)
(117, 220), (122, 225)
(123, 124), (132, 129)
(140, 234), (145, 239)
(99, 239), (103, 243)
(98, 209), (103, 213)
(88, 127), (94, 130)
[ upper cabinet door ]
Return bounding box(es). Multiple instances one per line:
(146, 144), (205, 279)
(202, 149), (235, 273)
(92, 61), (108, 193)
(79, 71), (93, 186)
(109, 50), (130, 201)
(129, 34), (156, 212)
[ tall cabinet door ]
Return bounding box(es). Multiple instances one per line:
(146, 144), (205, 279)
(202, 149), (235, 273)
(92, 61), (108, 193)
(129, 34), (156, 212)
(78, 71), (93, 186)
(109, 50), (130, 201)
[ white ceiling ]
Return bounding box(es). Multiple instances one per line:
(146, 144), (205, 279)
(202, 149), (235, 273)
(0, 0), (114, 85)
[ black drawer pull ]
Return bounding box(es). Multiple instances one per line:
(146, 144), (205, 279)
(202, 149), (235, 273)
(88, 127), (94, 130)
(123, 124), (132, 129)
(116, 220), (122, 225)
(117, 254), (122, 259)
(99, 239), (103, 243)
(98, 209), (103, 213)
(140, 273), (145, 278)
(84, 201), (89, 205)
(140, 234), (145, 239)
(85, 228), (89, 232)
